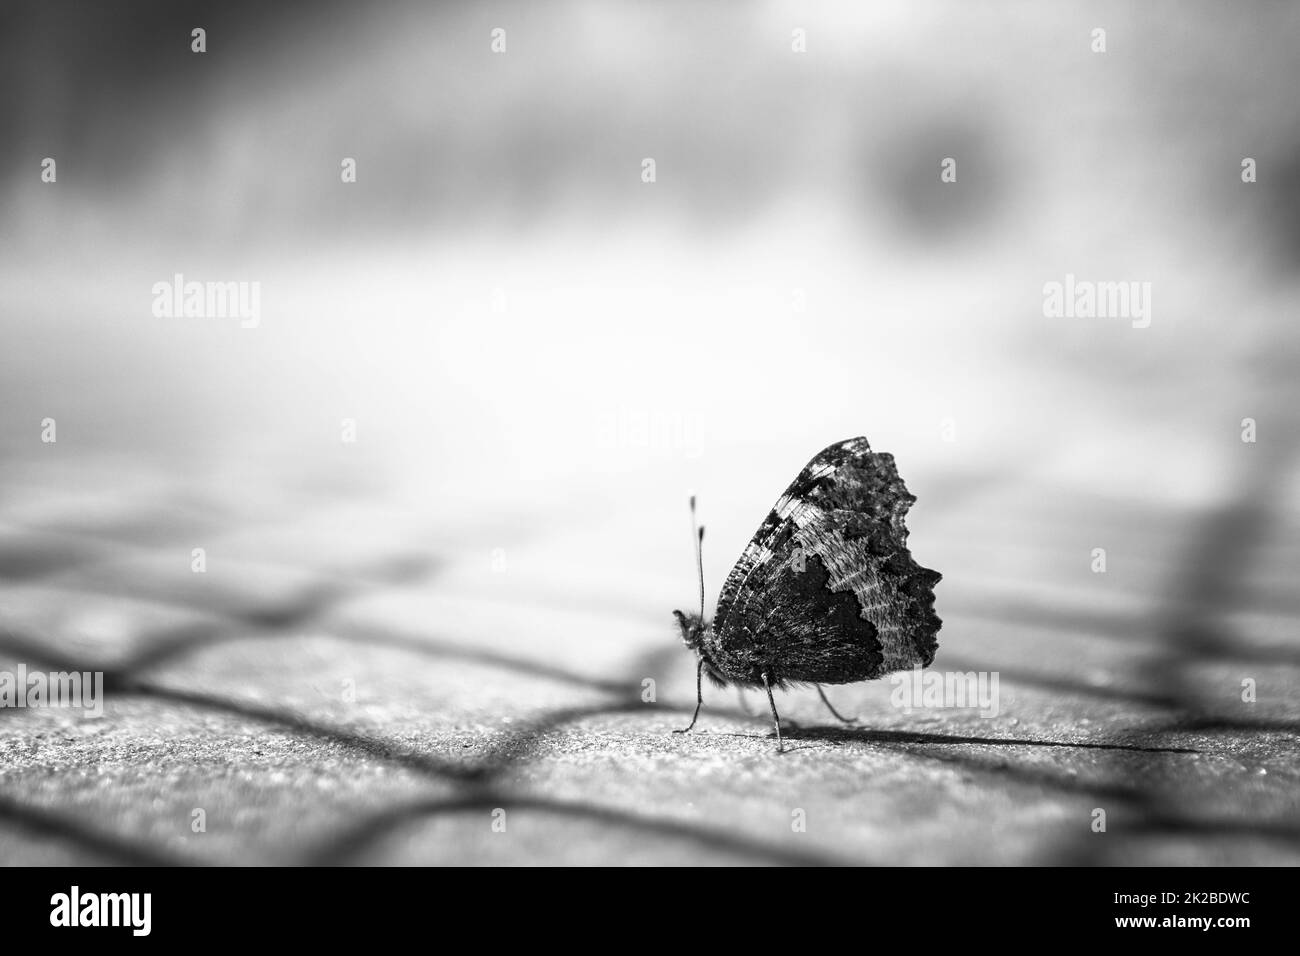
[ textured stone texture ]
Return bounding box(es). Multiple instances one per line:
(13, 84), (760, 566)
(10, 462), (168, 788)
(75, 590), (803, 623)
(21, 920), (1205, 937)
(0, 457), (1297, 866)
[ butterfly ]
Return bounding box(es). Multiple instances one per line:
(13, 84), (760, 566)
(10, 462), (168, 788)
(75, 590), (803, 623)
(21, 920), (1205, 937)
(672, 437), (942, 751)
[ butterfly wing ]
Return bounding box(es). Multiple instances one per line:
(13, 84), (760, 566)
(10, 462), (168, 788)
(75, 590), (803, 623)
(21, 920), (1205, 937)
(708, 437), (941, 686)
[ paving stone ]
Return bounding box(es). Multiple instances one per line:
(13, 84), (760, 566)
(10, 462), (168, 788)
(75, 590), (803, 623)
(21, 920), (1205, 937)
(1, 460), (1297, 866)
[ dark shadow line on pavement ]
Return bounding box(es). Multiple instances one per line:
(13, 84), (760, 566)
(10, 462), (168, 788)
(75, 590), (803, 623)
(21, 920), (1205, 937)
(773, 726), (1199, 754)
(1030, 810), (1300, 866)
(0, 794), (191, 866)
(949, 604), (1300, 666)
(931, 658), (1185, 709)
(1137, 815), (1300, 842)
(116, 619), (630, 696)
(126, 681), (491, 783)
(1157, 715), (1300, 734)
(890, 743), (1156, 803)
(304, 794), (848, 867)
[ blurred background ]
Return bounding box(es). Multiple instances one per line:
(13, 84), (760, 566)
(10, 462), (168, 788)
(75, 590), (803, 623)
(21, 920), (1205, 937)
(1, 1), (1297, 866)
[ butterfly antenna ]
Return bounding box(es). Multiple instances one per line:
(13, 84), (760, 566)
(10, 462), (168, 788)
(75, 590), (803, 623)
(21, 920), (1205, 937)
(690, 494), (706, 621)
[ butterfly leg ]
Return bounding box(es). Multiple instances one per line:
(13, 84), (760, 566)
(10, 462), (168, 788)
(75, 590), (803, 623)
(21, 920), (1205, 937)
(816, 684), (859, 724)
(762, 671), (784, 753)
(674, 657), (705, 734)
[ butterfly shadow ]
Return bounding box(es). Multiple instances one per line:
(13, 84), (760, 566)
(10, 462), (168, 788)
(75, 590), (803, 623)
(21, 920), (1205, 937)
(773, 724), (1200, 755)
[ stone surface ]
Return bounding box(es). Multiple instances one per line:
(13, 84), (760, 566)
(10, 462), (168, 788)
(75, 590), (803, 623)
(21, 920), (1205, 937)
(1, 459), (1297, 866)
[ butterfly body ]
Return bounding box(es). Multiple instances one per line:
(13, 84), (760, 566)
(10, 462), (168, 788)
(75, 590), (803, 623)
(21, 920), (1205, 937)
(673, 437), (942, 748)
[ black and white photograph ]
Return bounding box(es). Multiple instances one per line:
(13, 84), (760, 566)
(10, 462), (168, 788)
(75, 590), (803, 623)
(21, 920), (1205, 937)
(0, 0), (1295, 919)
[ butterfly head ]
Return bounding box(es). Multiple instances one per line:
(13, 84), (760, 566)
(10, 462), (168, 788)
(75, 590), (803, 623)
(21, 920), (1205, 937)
(672, 609), (707, 651)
